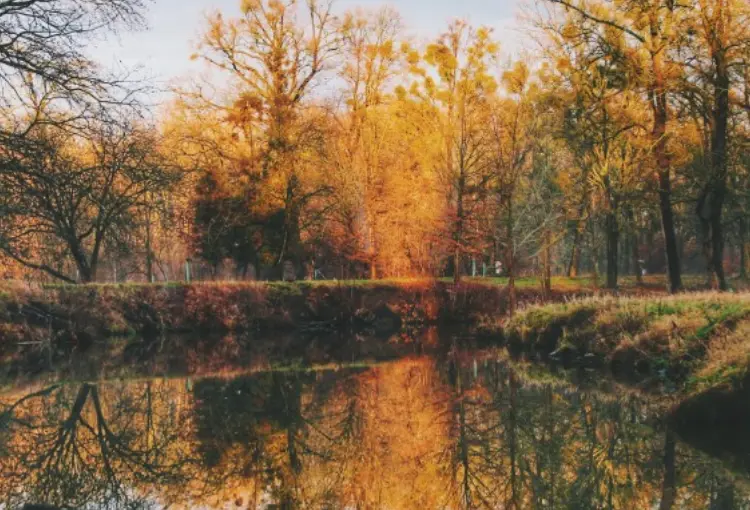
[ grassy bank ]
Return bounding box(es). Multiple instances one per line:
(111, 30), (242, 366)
(0, 278), (602, 383)
(500, 291), (750, 465)
(2, 275), (746, 380)
(0, 273), (739, 349)
(0, 278), (595, 346)
(503, 292), (750, 395)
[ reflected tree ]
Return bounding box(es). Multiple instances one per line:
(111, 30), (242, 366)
(1, 357), (749, 509)
(0, 380), (198, 509)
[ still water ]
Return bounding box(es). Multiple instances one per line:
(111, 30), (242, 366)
(0, 348), (747, 509)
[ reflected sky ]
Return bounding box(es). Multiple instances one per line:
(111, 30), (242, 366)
(1, 353), (747, 509)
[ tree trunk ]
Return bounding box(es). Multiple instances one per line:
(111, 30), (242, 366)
(651, 49), (682, 294)
(454, 175), (466, 284)
(708, 48), (730, 291)
(368, 222), (377, 280)
(506, 198), (516, 316)
(278, 174), (302, 280)
(633, 231), (643, 284)
(698, 199), (715, 286)
(743, 68), (750, 281)
(708, 185), (728, 290)
(605, 210), (619, 290)
(542, 230), (552, 298)
(451, 362), (472, 508)
(568, 239), (581, 278)
(622, 232), (631, 276)
(75, 259), (94, 283)
(592, 227), (600, 287)
(658, 171), (682, 292)
(625, 205), (642, 283)
(740, 216), (749, 280)
(145, 207), (154, 283)
(454, 245), (462, 284)
(508, 372), (519, 509)
(78, 268), (93, 283)
(68, 237), (93, 283)
(567, 200), (587, 278)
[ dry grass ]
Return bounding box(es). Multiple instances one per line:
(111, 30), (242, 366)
(691, 320), (750, 391)
(0, 275), (611, 346)
(504, 291), (750, 394)
(0, 278), (535, 348)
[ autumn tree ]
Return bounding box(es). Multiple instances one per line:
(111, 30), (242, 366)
(544, 0), (691, 292)
(161, 96), (264, 279)
(0, 381), (200, 508)
(361, 98), (446, 277)
(332, 7), (403, 278)
(406, 21), (498, 282)
(192, 171), (269, 278)
(0, 0), (152, 281)
(736, 70), (750, 278)
(546, 27), (651, 289)
(683, 0), (750, 289)
(193, 0), (340, 278)
(489, 62), (539, 312)
(0, 0), (146, 117)
(525, 135), (568, 296)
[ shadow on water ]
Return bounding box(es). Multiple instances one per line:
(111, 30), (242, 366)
(2, 333), (750, 509)
(670, 372), (750, 478)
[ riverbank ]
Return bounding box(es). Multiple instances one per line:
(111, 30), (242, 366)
(499, 291), (750, 469)
(0, 274), (736, 347)
(0, 278), (597, 347)
(502, 292), (750, 395)
(3, 279), (750, 481)
(2, 277), (746, 385)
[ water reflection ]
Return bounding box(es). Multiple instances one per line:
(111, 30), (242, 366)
(1, 354), (747, 509)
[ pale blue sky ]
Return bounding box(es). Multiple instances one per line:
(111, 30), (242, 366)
(89, 0), (525, 98)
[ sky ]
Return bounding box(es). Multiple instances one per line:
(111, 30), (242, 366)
(89, 0), (526, 99)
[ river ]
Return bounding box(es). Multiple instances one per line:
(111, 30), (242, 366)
(0, 333), (747, 509)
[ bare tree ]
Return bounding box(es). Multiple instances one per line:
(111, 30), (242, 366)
(0, 111), (179, 283)
(0, 0), (149, 133)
